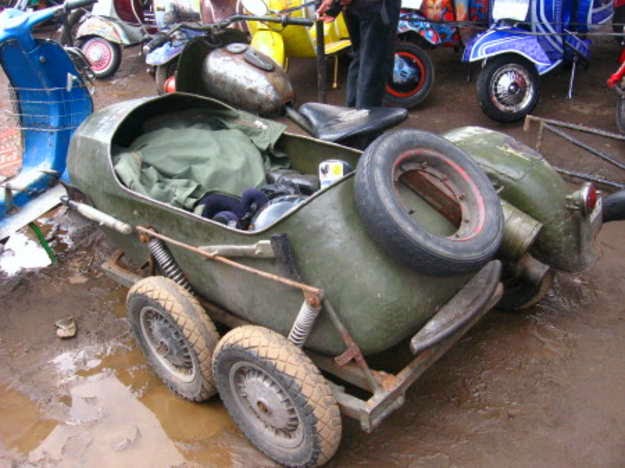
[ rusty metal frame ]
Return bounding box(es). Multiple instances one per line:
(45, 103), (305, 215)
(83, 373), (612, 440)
(523, 115), (625, 189)
(101, 243), (503, 433)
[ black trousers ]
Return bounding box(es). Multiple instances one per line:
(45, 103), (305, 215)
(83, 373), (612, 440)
(344, 0), (400, 108)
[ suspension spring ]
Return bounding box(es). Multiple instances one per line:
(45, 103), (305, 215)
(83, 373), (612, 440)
(148, 238), (193, 292)
(288, 301), (321, 347)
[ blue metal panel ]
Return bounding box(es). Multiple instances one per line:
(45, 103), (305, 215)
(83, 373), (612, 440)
(463, 27), (561, 74)
(0, 7), (92, 220)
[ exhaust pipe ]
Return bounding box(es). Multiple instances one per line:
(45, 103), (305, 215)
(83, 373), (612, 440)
(602, 190), (625, 222)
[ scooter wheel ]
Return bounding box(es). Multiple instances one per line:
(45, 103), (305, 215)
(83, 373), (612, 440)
(384, 41), (434, 109)
(79, 36), (122, 79)
(477, 54), (540, 123)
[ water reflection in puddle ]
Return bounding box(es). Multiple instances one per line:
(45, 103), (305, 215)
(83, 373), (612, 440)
(1, 343), (273, 466)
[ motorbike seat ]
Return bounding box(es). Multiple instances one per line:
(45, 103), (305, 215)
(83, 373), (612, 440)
(298, 102), (407, 145)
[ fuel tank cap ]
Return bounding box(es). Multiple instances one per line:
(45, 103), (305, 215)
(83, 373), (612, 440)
(225, 43), (248, 54)
(243, 48), (275, 72)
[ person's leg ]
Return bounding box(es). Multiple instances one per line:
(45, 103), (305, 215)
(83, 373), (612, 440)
(353, 0), (400, 108)
(344, 8), (361, 107)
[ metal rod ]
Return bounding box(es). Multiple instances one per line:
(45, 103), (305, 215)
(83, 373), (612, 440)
(135, 226), (323, 298)
(315, 16), (327, 103)
(543, 124), (625, 171)
(524, 115), (625, 142)
(553, 166), (625, 189)
(323, 299), (383, 394)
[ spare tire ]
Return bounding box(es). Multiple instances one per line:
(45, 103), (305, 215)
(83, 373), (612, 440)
(354, 129), (504, 276)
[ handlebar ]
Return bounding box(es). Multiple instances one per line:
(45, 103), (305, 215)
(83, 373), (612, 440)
(176, 13), (314, 32)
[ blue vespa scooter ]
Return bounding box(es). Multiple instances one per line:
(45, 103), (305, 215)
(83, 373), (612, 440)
(463, 0), (613, 122)
(0, 0), (95, 239)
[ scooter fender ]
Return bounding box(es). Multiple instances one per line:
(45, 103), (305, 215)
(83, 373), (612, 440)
(75, 16), (135, 45)
(250, 29), (285, 68)
(397, 11), (447, 46)
(145, 41), (185, 66)
(462, 27), (561, 75)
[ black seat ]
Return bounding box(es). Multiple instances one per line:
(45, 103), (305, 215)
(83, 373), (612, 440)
(298, 103), (408, 146)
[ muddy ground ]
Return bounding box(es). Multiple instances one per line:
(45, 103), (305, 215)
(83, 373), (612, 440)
(1, 32), (625, 467)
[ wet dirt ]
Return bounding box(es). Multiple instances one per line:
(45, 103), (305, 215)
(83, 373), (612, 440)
(1, 35), (625, 467)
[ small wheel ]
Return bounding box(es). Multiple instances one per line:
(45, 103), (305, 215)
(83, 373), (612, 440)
(476, 54), (540, 123)
(213, 326), (342, 467)
(79, 36), (122, 79)
(155, 60), (177, 95)
(384, 41), (434, 109)
(127, 276), (219, 401)
(497, 270), (555, 311)
(616, 96), (625, 135)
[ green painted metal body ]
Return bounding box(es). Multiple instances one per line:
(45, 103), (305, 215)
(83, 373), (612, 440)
(444, 126), (601, 272)
(67, 95), (599, 356)
(68, 94), (469, 356)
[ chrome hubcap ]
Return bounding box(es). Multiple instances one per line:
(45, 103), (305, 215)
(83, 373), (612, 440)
(140, 306), (195, 382)
(230, 362), (303, 448)
(490, 64), (534, 112)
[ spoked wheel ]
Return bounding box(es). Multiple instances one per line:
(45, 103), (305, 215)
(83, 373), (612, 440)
(616, 96), (625, 134)
(213, 326), (342, 467)
(477, 55), (540, 123)
(79, 36), (121, 79)
(384, 41), (434, 109)
(127, 276), (219, 401)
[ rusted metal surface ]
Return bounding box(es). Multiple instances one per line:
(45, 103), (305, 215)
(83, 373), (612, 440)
(399, 169), (462, 228)
(409, 260), (502, 355)
(323, 299), (383, 394)
(524, 115), (625, 189)
(135, 226), (323, 301)
(201, 46), (295, 115)
(500, 200), (543, 260)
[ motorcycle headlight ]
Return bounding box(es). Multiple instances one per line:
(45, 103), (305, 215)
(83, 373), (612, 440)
(491, 0), (530, 22)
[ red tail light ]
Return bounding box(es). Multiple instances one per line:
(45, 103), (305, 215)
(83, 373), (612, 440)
(164, 76), (176, 94)
(583, 183), (598, 214)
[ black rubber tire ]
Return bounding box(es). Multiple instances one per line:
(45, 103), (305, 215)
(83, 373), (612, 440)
(616, 96), (625, 135)
(127, 276), (219, 401)
(213, 326), (342, 467)
(476, 54), (540, 123)
(602, 189), (625, 222)
(155, 60), (177, 95)
(354, 129), (504, 276)
(384, 41), (434, 109)
(79, 36), (122, 79)
(497, 270), (554, 311)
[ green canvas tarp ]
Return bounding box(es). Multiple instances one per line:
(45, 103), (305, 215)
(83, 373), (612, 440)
(114, 108), (287, 210)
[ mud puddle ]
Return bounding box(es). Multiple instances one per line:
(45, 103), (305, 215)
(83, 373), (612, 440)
(0, 340), (272, 467)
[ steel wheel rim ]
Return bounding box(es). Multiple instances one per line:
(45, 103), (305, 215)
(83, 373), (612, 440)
(229, 361), (304, 449)
(83, 39), (113, 73)
(490, 63), (534, 113)
(387, 52), (426, 97)
(139, 306), (196, 382)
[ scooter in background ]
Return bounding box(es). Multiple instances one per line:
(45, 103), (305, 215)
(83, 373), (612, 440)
(67, 0), (163, 78)
(463, 0), (613, 122)
(240, 0), (436, 108)
(0, 0), (95, 239)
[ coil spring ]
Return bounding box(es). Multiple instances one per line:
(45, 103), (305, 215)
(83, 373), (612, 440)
(148, 238), (193, 292)
(287, 302), (321, 348)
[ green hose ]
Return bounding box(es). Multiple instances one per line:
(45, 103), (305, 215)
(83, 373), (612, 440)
(28, 222), (57, 264)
